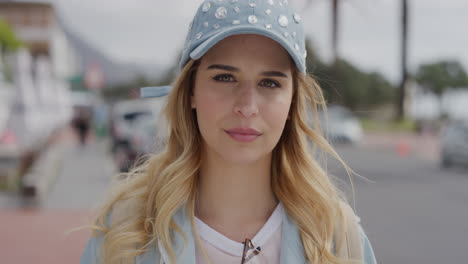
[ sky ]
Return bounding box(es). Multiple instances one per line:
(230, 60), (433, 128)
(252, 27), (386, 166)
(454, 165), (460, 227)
(52, 0), (468, 84)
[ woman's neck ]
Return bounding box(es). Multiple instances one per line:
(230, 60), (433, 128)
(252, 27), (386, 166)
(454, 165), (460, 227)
(195, 150), (278, 242)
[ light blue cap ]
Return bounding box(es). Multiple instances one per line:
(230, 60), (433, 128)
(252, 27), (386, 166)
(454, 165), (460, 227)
(179, 0), (307, 72)
(140, 86), (171, 98)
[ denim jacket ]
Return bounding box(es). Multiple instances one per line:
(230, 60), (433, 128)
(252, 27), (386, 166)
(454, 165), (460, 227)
(80, 205), (377, 264)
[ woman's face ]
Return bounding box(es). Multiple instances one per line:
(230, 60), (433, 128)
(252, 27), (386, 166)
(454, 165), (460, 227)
(192, 34), (294, 165)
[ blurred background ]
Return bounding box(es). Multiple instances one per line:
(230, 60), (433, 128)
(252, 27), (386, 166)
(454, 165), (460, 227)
(0, 0), (467, 263)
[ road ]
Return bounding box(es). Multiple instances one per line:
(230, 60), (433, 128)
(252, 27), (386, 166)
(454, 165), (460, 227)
(1, 135), (467, 263)
(331, 144), (468, 264)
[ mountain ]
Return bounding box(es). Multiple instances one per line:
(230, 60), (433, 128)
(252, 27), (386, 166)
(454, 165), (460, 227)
(2, 0), (169, 87)
(61, 21), (168, 87)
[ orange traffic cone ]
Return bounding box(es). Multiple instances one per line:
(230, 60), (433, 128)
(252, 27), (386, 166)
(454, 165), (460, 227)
(396, 141), (410, 157)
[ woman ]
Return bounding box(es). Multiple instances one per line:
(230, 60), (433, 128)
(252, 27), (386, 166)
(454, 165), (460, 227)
(81, 1), (377, 263)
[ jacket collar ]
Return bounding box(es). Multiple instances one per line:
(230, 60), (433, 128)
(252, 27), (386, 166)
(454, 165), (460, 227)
(280, 211), (306, 263)
(150, 204), (306, 264)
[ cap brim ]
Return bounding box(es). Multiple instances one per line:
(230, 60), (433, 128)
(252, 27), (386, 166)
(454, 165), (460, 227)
(190, 25), (305, 73)
(140, 86), (171, 98)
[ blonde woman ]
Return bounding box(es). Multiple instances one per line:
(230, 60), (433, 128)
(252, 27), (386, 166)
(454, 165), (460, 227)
(81, 0), (377, 263)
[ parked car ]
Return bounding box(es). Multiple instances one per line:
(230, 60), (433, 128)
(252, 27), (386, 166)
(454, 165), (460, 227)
(110, 100), (152, 150)
(318, 105), (363, 144)
(440, 119), (468, 168)
(127, 113), (165, 156)
(111, 86), (170, 172)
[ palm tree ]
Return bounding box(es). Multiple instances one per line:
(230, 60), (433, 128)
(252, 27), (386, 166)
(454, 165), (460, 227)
(330, 0), (342, 104)
(302, 0), (411, 116)
(331, 0), (340, 65)
(303, 0), (342, 103)
(303, 0), (341, 64)
(396, 0), (409, 120)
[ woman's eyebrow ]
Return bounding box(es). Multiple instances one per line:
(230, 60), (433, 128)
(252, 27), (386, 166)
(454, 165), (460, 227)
(207, 64), (239, 72)
(207, 64), (288, 78)
(261, 71), (288, 78)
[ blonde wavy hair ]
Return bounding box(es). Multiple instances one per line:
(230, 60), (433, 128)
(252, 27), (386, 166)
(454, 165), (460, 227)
(90, 59), (360, 264)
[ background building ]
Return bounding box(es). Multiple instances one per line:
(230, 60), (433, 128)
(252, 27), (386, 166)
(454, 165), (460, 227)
(0, 0), (80, 81)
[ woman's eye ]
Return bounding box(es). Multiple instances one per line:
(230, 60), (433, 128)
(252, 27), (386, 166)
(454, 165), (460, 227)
(213, 74), (235, 82)
(260, 79), (281, 88)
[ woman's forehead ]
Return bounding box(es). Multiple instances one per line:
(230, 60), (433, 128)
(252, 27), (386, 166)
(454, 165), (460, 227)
(200, 34), (293, 71)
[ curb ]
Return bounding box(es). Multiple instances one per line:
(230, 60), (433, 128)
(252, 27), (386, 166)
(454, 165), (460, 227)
(21, 141), (66, 199)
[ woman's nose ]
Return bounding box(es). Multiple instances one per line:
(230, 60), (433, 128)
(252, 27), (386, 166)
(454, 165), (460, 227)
(233, 84), (259, 118)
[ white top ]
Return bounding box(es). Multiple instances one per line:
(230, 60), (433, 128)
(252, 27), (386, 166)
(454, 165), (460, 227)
(195, 203), (284, 264)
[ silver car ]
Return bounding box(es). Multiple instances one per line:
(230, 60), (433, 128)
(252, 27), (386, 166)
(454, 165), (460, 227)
(111, 88), (169, 172)
(318, 105), (363, 144)
(440, 120), (468, 168)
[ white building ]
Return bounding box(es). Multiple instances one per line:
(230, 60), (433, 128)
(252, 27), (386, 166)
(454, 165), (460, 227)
(0, 1), (80, 78)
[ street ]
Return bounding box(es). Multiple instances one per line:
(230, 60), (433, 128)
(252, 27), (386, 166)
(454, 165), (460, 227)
(0, 135), (467, 263)
(331, 145), (468, 263)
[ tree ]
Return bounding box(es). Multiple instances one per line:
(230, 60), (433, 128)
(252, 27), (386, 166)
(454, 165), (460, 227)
(396, 0), (409, 121)
(0, 18), (22, 52)
(0, 18), (22, 82)
(331, 0), (340, 65)
(415, 60), (468, 96)
(302, 0), (343, 103)
(102, 75), (156, 101)
(305, 39), (395, 110)
(301, 1), (402, 110)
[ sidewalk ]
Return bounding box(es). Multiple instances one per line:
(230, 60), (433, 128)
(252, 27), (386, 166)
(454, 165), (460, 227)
(0, 126), (112, 263)
(21, 125), (99, 200)
(360, 131), (440, 162)
(0, 209), (93, 263)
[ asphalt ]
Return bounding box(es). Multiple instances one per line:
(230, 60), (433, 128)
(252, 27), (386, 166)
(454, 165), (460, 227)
(332, 144), (468, 264)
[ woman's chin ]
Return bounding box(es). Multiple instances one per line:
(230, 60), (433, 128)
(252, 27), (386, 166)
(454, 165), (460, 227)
(217, 149), (270, 166)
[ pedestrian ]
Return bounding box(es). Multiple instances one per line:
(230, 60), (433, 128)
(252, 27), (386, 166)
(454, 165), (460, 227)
(81, 1), (377, 263)
(72, 107), (91, 146)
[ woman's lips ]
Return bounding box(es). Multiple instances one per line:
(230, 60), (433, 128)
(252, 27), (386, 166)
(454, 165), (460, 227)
(225, 128), (262, 143)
